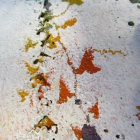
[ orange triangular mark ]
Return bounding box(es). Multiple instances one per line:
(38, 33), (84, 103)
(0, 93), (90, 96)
(74, 48), (101, 74)
(88, 100), (99, 119)
(57, 77), (75, 104)
(72, 126), (82, 140)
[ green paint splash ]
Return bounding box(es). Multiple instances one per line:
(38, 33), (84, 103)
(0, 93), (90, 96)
(62, 0), (83, 5)
(130, 0), (140, 3)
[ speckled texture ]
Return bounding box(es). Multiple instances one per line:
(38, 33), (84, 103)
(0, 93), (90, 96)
(0, 0), (140, 140)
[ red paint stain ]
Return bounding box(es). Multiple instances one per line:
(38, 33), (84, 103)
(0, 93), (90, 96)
(136, 112), (140, 120)
(72, 127), (82, 140)
(136, 106), (140, 120)
(30, 95), (33, 107)
(88, 100), (99, 119)
(57, 77), (75, 104)
(38, 86), (44, 100)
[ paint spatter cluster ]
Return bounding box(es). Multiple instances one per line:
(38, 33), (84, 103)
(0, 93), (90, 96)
(16, 0), (128, 139)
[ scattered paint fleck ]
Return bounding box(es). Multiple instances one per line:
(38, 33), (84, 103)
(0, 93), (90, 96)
(72, 127), (82, 140)
(74, 49), (101, 75)
(33, 57), (44, 64)
(56, 18), (77, 30)
(62, 0), (83, 5)
(136, 106), (140, 111)
(136, 112), (140, 120)
(88, 100), (99, 119)
(94, 48), (127, 56)
(34, 116), (55, 129)
(25, 62), (39, 75)
(104, 129), (109, 133)
(57, 77), (75, 104)
(25, 38), (38, 52)
(136, 106), (140, 120)
(31, 73), (51, 88)
(17, 90), (29, 102)
(30, 95), (33, 107)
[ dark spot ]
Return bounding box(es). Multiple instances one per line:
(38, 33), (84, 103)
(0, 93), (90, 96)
(86, 115), (90, 123)
(104, 129), (109, 133)
(33, 59), (39, 64)
(128, 21), (135, 26)
(40, 52), (51, 57)
(132, 123), (134, 126)
(55, 126), (58, 134)
(75, 99), (82, 105)
(116, 135), (120, 139)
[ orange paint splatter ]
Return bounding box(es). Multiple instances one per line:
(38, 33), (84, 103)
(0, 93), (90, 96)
(74, 49), (101, 74)
(30, 95), (33, 107)
(88, 100), (99, 119)
(57, 77), (75, 104)
(72, 127), (82, 140)
(56, 18), (77, 30)
(38, 86), (44, 100)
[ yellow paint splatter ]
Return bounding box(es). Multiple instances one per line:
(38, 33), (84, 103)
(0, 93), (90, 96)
(25, 38), (38, 52)
(62, 0), (83, 5)
(25, 62), (39, 75)
(94, 48), (127, 56)
(56, 18), (77, 30)
(17, 90), (29, 102)
(42, 32), (64, 49)
(53, 5), (70, 18)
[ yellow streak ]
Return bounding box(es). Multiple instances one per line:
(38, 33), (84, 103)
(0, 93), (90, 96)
(94, 48), (127, 56)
